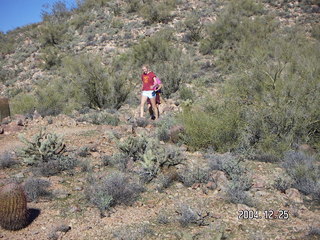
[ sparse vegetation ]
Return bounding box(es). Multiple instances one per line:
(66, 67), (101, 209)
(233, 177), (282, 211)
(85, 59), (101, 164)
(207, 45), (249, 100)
(86, 172), (144, 217)
(282, 151), (320, 200)
(24, 178), (51, 202)
(0, 152), (18, 169)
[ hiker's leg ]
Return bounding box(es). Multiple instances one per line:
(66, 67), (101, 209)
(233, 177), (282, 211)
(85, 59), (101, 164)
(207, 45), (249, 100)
(140, 95), (148, 118)
(150, 97), (158, 119)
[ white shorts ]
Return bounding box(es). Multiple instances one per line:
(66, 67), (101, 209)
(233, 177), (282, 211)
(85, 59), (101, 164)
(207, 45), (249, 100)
(142, 90), (155, 99)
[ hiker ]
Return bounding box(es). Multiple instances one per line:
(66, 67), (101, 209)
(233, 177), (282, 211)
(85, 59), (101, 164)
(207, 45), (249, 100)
(147, 76), (163, 120)
(140, 65), (158, 119)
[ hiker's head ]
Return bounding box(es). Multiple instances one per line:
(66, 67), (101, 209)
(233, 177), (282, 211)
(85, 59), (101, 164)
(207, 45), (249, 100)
(142, 65), (149, 74)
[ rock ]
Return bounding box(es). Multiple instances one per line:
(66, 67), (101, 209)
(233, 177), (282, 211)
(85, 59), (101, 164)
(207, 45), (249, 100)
(169, 125), (184, 143)
(206, 181), (217, 190)
(298, 144), (316, 155)
(285, 188), (303, 203)
(211, 171), (229, 191)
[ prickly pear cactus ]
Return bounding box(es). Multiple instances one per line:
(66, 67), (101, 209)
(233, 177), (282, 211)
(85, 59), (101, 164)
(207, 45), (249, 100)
(0, 183), (28, 230)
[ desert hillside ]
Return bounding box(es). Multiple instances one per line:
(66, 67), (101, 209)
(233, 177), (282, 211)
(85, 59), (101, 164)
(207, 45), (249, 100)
(1, 0), (320, 239)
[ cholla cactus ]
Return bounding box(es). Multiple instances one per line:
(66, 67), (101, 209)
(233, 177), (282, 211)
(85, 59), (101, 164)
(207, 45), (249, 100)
(0, 183), (28, 230)
(19, 129), (65, 165)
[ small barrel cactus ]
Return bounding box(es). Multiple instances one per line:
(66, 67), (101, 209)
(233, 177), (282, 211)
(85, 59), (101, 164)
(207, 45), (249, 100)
(0, 183), (28, 230)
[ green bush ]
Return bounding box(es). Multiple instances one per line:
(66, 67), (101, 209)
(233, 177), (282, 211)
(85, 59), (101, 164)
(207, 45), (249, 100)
(0, 32), (15, 55)
(178, 102), (242, 151)
(200, 0), (266, 55)
(39, 46), (62, 70)
(64, 54), (130, 109)
(139, 0), (177, 24)
(38, 21), (68, 47)
(11, 93), (37, 115)
(182, 11), (203, 42)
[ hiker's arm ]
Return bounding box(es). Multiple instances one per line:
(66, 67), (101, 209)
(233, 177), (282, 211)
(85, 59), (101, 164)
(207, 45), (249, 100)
(156, 83), (163, 90)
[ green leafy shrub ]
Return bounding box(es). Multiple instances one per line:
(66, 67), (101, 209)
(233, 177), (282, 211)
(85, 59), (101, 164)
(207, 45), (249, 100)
(182, 11), (203, 42)
(10, 93), (36, 116)
(178, 102), (242, 151)
(0, 32), (15, 55)
(64, 54), (130, 109)
(39, 46), (62, 70)
(38, 21), (68, 47)
(139, 0), (177, 24)
(200, 0), (266, 55)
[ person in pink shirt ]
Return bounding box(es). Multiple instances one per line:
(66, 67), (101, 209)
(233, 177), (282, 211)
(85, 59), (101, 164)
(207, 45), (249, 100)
(147, 76), (163, 119)
(140, 65), (158, 119)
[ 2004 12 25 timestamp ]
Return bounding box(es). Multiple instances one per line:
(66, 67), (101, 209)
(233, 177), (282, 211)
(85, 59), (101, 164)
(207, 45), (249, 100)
(238, 210), (289, 220)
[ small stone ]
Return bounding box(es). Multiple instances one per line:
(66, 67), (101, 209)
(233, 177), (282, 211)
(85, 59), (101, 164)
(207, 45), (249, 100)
(285, 188), (303, 203)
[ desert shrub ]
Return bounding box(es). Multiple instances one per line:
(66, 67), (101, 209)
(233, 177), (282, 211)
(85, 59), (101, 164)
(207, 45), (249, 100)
(179, 167), (212, 187)
(178, 102), (242, 151)
(179, 85), (194, 101)
(76, 0), (110, 12)
(10, 93), (36, 115)
(64, 54), (130, 109)
(311, 23), (320, 41)
(182, 11), (203, 42)
(226, 180), (254, 206)
(177, 204), (210, 227)
(125, 0), (141, 13)
(41, 0), (71, 23)
(156, 114), (178, 142)
(200, 0), (266, 55)
(135, 117), (149, 128)
(69, 12), (90, 32)
(191, 0), (320, 156)
(0, 32), (15, 55)
(207, 152), (253, 205)
(39, 46), (62, 70)
(0, 152), (18, 169)
(77, 110), (120, 125)
(155, 173), (176, 192)
(207, 153), (245, 178)
(38, 21), (68, 47)
(282, 151), (320, 200)
(86, 172), (144, 217)
(273, 176), (292, 193)
(113, 224), (154, 240)
(139, 0), (177, 24)
(24, 178), (51, 202)
(157, 210), (170, 224)
(34, 80), (68, 116)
